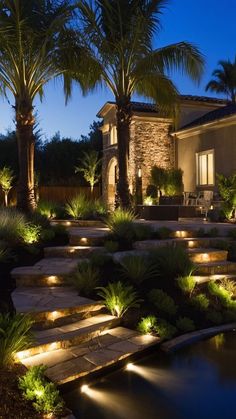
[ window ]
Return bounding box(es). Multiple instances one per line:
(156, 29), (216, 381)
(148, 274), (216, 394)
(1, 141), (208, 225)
(110, 125), (117, 145)
(196, 150), (214, 186)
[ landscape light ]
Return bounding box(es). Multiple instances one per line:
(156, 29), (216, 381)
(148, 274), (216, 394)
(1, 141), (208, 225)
(81, 384), (89, 394)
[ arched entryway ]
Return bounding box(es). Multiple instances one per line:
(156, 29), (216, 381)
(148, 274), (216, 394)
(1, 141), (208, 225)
(107, 157), (118, 207)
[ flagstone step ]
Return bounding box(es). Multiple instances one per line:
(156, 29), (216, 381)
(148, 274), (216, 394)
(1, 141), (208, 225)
(134, 237), (232, 251)
(20, 327), (159, 385)
(69, 227), (109, 246)
(16, 314), (120, 360)
(51, 220), (106, 228)
(11, 258), (82, 287)
(12, 287), (104, 323)
(192, 274), (236, 284)
(44, 245), (105, 259)
(188, 248), (228, 263)
(195, 261), (236, 275)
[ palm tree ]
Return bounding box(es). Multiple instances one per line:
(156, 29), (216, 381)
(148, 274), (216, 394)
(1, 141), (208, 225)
(206, 58), (236, 103)
(76, 0), (204, 208)
(0, 0), (92, 212)
(75, 150), (102, 194)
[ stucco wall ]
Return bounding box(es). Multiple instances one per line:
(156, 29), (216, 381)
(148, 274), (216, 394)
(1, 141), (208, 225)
(177, 123), (236, 192)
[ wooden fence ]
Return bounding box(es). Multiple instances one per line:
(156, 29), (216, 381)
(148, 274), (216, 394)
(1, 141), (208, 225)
(0, 185), (101, 206)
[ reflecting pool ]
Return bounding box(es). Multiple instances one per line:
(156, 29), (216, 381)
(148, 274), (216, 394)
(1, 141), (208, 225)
(64, 331), (236, 419)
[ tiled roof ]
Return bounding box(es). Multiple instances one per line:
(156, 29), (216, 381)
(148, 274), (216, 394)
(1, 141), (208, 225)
(180, 103), (236, 131)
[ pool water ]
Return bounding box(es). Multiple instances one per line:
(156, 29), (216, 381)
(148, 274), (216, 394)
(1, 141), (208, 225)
(63, 331), (236, 419)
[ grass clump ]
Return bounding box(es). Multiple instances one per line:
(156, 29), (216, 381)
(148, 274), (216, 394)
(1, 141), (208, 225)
(119, 254), (158, 285)
(133, 224), (153, 241)
(36, 200), (59, 219)
(148, 289), (178, 316)
(104, 240), (119, 253)
(0, 313), (34, 368)
(177, 276), (196, 296)
(208, 281), (232, 306)
(176, 316), (195, 332)
(19, 365), (64, 416)
(0, 208), (26, 242)
(137, 315), (157, 334)
(69, 261), (99, 297)
(65, 194), (91, 219)
(106, 208), (136, 243)
(97, 281), (142, 317)
(150, 245), (194, 279)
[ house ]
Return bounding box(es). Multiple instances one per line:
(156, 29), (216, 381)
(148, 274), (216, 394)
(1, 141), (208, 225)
(97, 95), (232, 206)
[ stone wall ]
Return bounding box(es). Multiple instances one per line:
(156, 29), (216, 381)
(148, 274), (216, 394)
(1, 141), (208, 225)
(102, 145), (118, 206)
(129, 119), (175, 197)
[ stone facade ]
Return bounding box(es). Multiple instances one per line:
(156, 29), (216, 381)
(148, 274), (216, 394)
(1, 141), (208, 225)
(98, 99), (227, 207)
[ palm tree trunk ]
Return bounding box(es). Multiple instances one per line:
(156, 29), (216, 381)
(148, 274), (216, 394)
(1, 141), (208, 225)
(116, 98), (132, 208)
(15, 99), (36, 212)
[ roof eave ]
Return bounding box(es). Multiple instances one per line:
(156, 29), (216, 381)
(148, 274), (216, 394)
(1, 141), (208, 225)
(172, 114), (236, 138)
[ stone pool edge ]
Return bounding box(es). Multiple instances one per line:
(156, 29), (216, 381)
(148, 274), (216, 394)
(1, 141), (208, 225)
(161, 322), (236, 352)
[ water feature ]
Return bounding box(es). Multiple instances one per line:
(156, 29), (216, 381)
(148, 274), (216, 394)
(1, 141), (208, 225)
(64, 331), (236, 419)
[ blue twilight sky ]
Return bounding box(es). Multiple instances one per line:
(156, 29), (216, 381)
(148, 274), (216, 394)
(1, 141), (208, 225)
(0, 0), (235, 140)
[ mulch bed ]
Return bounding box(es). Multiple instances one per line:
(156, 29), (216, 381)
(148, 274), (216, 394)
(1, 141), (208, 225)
(0, 364), (43, 419)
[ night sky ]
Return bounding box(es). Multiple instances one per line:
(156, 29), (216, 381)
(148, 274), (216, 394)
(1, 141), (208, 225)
(0, 0), (235, 140)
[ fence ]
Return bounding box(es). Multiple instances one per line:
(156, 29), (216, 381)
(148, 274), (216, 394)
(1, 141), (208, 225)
(0, 185), (101, 206)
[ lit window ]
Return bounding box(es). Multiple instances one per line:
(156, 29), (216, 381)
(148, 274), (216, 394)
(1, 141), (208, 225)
(110, 125), (117, 145)
(196, 150), (214, 186)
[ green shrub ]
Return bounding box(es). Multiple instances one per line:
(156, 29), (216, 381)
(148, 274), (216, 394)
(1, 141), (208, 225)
(155, 319), (177, 340)
(208, 281), (232, 306)
(177, 276), (196, 296)
(137, 315), (157, 334)
(150, 245), (194, 279)
(143, 196), (154, 206)
(0, 313), (34, 368)
(106, 208), (136, 242)
(119, 254), (158, 285)
(19, 365), (64, 415)
(133, 223), (153, 241)
(69, 261), (99, 297)
(93, 199), (107, 217)
(191, 294), (210, 311)
(176, 316), (195, 332)
(36, 200), (59, 219)
(155, 226), (172, 240)
(97, 281), (142, 317)
(221, 201), (234, 220)
(104, 240), (119, 253)
(90, 251), (113, 267)
(148, 289), (178, 316)
(164, 168), (183, 196)
(205, 309), (223, 325)
(20, 223), (41, 244)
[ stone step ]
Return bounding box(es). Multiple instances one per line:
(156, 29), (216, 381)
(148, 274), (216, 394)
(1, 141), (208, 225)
(68, 227), (109, 246)
(11, 258), (81, 287)
(13, 286), (104, 323)
(20, 327), (159, 385)
(16, 314), (120, 360)
(170, 230), (196, 239)
(195, 261), (236, 275)
(133, 238), (212, 250)
(51, 220), (106, 228)
(44, 246), (105, 259)
(192, 274), (236, 284)
(188, 248), (228, 264)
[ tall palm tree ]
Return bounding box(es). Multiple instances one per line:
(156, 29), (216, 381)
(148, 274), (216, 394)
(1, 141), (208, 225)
(0, 0), (92, 212)
(206, 58), (236, 103)
(76, 0), (204, 208)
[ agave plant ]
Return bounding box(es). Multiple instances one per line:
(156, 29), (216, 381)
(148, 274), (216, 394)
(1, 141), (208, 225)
(119, 254), (158, 285)
(0, 313), (34, 368)
(97, 281), (142, 317)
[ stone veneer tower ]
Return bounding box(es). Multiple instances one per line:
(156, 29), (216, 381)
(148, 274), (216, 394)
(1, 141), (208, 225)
(97, 97), (227, 207)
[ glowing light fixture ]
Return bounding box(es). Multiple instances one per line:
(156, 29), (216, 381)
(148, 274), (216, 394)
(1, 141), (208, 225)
(81, 384), (89, 394)
(126, 363), (135, 371)
(80, 237), (88, 244)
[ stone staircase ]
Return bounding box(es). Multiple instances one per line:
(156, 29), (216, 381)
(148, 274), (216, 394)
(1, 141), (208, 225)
(12, 224), (159, 386)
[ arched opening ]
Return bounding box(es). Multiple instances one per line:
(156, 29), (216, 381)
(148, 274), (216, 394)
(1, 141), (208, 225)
(107, 157), (118, 207)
